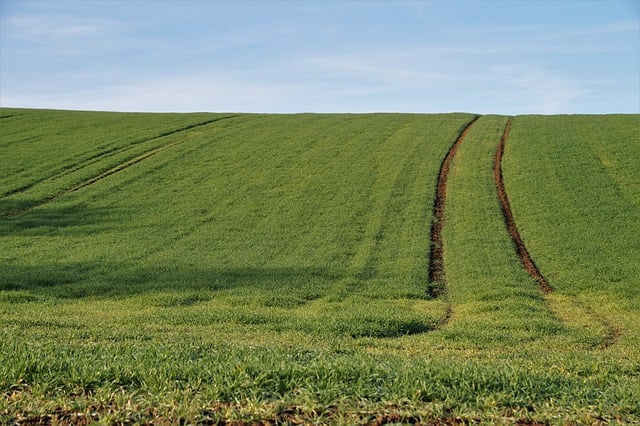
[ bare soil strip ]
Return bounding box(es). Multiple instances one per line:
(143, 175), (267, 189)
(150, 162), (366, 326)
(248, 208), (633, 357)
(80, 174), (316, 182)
(493, 119), (552, 294)
(428, 116), (480, 298)
(1, 115), (239, 218)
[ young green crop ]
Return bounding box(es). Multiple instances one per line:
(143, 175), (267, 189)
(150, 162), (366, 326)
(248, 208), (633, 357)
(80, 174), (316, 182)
(503, 115), (640, 350)
(436, 115), (564, 348)
(0, 108), (229, 216)
(1, 111), (472, 337)
(1, 108), (639, 424)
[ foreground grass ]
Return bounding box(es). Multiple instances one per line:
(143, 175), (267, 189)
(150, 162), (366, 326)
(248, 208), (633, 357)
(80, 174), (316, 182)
(2, 300), (638, 424)
(3, 325), (639, 424)
(1, 109), (639, 423)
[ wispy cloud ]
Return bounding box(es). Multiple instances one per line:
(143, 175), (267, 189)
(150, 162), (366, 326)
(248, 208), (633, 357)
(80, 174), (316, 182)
(492, 64), (590, 114)
(446, 24), (544, 35)
(2, 14), (123, 55)
(6, 17), (108, 39)
(1, 2), (636, 114)
(1, 72), (303, 113)
(4, 15), (118, 40)
(306, 54), (427, 86)
(553, 19), (640, 38)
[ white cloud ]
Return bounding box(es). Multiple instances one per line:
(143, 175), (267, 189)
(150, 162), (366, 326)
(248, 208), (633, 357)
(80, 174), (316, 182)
(1, 73), (304, 113)
(306, 55), (424, 85)
(4, 15), (115, 39)
(554, 19), (640, 38)
(2, 14), (124, 55)
(302, 49), (464, 91)
(1, 18), (633, 115)
(492, 64), (590, 114)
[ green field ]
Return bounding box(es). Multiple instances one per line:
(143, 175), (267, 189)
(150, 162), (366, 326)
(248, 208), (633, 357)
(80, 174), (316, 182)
(1, 108), (639, 424)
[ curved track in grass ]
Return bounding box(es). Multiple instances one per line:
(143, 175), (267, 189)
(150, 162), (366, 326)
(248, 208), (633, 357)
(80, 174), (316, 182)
(493, 119), (552, 294)
(1, 115), (239, 218)
(428, 115), (480, 298)
(495, 118), (625, 349)
(0, 115), (237, 200)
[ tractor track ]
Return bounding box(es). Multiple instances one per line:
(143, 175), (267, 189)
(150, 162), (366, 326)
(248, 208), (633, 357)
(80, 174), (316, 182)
(581, 303), (622, 350)
(1, 115), (239, 200)
(1, 115), (240, 218)
(427, 115), (480, 298)
(494, 119), (622, 348)
(493, 119), (552, 294)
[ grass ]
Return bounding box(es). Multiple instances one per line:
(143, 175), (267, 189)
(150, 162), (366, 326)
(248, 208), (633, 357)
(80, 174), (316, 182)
(1, 111), (472, 337)
(1, 108), (639, 424)
(0, 108), (233, 217)
(504, 115), (640, 350)
(439, 115), (562, 348)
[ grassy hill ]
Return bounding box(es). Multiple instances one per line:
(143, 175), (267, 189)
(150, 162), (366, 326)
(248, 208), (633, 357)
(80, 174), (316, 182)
(1, 108), (638, 424)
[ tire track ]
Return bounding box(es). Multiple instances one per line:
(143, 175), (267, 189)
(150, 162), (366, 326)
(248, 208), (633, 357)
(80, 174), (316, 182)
(1, 115), (240, 218)
(428, 115), (480, 298)
(582, 304), (622, 350)
(495, 120), (622, 348)
(493, 119), (552, 294)
(1, 115), (239, 200)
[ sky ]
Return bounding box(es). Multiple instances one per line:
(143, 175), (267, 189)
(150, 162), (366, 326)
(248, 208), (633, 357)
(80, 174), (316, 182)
(0, 0), (638, 114)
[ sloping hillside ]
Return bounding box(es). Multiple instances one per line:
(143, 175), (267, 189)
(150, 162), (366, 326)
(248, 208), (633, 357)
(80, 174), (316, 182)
(1, 108), (638, 424)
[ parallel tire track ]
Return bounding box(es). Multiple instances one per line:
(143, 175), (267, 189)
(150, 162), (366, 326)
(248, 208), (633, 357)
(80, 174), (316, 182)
(1, 115), (239, 200)
(428, 115), (480, 298)
(1, 115), (240, 218)
(493, 119), (552, 294)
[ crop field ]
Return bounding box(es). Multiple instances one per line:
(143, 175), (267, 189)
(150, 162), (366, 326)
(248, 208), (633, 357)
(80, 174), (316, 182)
(1, 108), (639, 424)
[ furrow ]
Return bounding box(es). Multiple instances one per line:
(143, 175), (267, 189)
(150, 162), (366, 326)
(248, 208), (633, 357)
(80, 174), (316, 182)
(427, 115), (480, 298)
(493, 119), (552, 294)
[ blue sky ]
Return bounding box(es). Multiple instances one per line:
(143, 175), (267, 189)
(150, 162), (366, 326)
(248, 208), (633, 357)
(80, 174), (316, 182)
(1, 0), (638, 114)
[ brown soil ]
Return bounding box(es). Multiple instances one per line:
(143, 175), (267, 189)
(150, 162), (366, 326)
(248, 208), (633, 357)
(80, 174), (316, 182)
(493, 119), (552, 294)
(428, 116), (480, 297)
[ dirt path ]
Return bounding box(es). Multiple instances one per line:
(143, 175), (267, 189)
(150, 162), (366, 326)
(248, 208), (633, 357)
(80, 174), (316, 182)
(1, 115), (239, 218)
(428, 116), (480, 298)
(493, 119), (552, 294)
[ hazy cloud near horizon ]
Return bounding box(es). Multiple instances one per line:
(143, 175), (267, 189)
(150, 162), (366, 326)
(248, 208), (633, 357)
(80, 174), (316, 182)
(1, 0), (638, 114)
